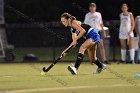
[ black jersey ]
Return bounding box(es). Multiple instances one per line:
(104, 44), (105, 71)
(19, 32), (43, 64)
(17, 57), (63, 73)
(71, 23), (91, 35)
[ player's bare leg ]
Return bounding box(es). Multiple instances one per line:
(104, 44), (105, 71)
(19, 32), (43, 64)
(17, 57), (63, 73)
(88, 45), (95, 65)
(89, 44), (106, 74)
(68, 39), (94, 75)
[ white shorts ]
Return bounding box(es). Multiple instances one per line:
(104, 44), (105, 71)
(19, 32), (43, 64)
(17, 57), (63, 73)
(119, 31), (134, 39)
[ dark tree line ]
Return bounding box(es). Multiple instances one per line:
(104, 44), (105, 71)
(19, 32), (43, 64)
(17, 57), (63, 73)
(4, 0), (140, 23)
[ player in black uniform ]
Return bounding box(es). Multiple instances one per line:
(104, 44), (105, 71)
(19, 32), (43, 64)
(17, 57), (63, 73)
(61, 13), (106, 75)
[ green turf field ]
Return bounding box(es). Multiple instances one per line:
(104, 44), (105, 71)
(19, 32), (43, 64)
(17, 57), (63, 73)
(0, 63), (140, 93)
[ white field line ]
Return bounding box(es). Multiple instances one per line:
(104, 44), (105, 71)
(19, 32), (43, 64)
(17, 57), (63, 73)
(3, 84), (140, 93)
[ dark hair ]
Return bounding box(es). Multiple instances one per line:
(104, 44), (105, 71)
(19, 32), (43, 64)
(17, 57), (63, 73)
(89, 3), (96, 7)
(61, 13), (76, 20)
(121, 3), (128, 8)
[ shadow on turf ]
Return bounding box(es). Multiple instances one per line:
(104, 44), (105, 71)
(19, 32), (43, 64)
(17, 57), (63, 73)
(35, 73), (91, 77)
(37, 73), (118, 77)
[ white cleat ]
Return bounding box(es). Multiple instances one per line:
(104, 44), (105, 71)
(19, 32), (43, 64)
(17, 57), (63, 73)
(68, 64), (77, 75)
(95, 64), (107, 74)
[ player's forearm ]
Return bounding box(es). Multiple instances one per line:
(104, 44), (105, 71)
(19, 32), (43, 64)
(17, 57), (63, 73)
(100, 24), (106, 37)
(130, 25), (135, 32)
(130, 14), (135, 32)
(100, 24), (105, 33)
(135, 26), (139, 35)
(100, 24), (104, 31)
(135, 19), (139, 34)
(130, 19), (135, 32)
(64, 43), (73, 52)
(72, 34), (77, 42)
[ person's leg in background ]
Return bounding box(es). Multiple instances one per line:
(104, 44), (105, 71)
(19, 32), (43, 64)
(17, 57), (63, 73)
(98, 39), (110, 64)
(98, 31), (110, 64)
(138, 36), (140, 63)
(120, 39), (127, 63)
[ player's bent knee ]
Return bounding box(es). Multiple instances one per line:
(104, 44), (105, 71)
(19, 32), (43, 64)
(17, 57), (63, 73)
(79, 46), (86, 53)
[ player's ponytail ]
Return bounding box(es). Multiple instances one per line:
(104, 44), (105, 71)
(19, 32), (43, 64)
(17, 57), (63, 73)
(61, 13), (76, 20)
(71, 16), (76, 20)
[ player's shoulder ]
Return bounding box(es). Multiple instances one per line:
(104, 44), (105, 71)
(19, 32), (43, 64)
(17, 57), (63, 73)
(119, 13), (123, 16)
(96, 12), (101, 14)
(95, 12), (102, 17)
(129, 12), (133, 14)
(136, 15), (140, 19)
(128, 12), (133, 15)
(137, 16), (140, 18)
(119, 13), (122, 18)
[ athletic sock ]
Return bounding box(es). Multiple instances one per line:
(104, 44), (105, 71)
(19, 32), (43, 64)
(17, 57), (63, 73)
(130, 49), (135, 61)
(94, 59), (103, 68)
(121, 49), (126, 61)
(74, 53), (84, 70)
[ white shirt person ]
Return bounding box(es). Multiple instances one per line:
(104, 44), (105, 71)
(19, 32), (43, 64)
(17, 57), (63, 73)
(84, 3), (110, 64)
(84, 12), (103, 31)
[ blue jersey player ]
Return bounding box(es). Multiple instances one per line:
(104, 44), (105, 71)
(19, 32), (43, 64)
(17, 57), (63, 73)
(60, 13), (106, 75)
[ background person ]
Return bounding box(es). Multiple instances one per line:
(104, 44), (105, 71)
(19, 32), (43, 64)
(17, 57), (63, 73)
(119, 3), (135, 64)
(135, 15), (140, 63)
(84, 3), (110, 64)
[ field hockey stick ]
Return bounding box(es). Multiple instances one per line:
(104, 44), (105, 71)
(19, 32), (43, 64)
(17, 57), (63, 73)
(42, 45), (74, 72)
